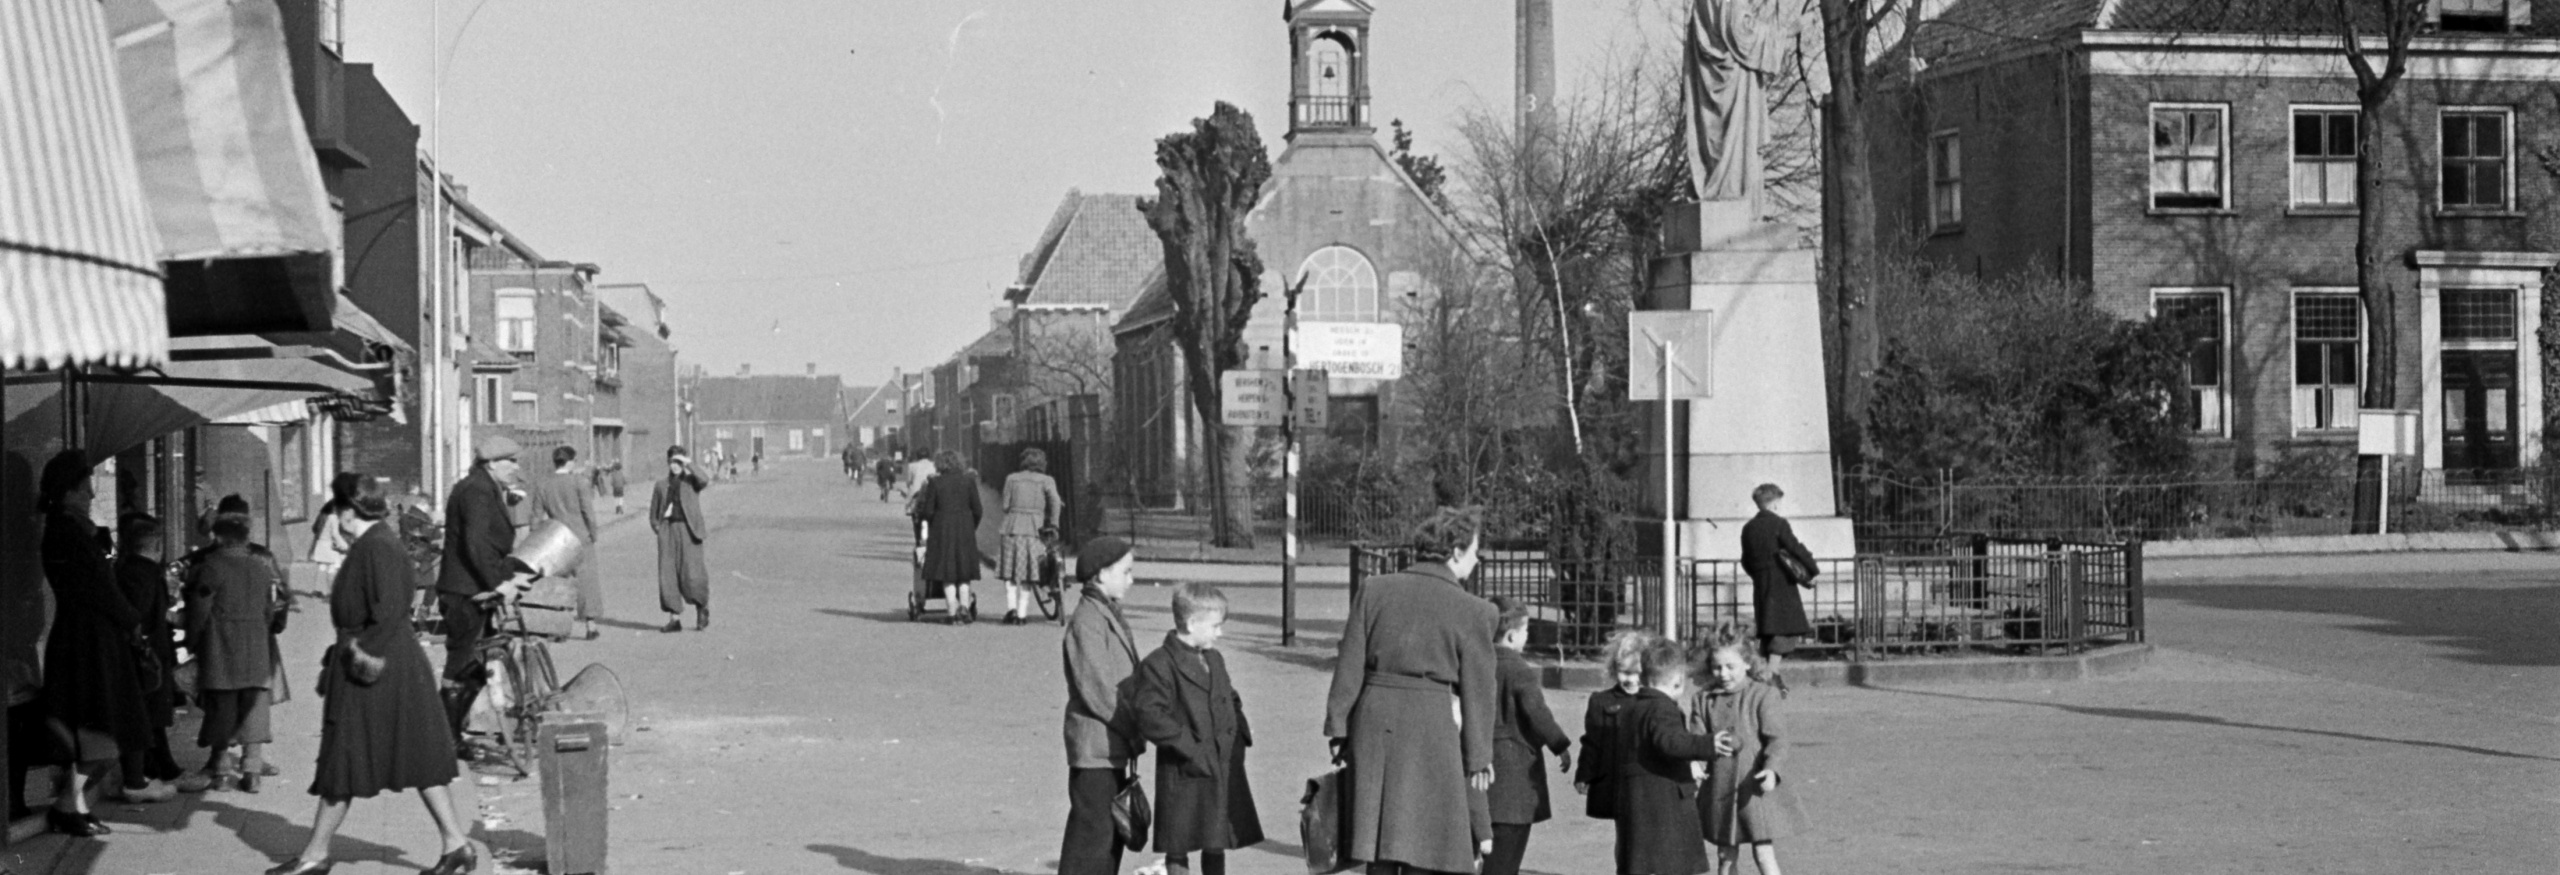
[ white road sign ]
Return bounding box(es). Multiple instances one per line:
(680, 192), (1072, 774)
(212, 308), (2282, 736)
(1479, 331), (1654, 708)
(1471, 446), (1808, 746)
(1221, 370), (1328, 427)
(1293, 321), (1404, 379)
(1628, 310), (1715, 401)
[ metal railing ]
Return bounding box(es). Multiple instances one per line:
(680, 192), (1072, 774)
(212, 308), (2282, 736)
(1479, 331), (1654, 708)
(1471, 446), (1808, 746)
(1352, 535), (2144, 661)
(1841, 467), (2560, 542)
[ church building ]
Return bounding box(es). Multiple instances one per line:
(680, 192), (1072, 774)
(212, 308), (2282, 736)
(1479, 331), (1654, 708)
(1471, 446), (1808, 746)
(1111, 0), (1457, 503)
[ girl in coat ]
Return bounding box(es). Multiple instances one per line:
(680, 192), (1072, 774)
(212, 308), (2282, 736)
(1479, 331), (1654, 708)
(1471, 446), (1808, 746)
(1574, 630), (1659, 818)
(1485, 597), (1571, 875)
(1692, 632), (1809, 875)
(994, 448), (1063, 625)
(1133, 583), (1262, 875)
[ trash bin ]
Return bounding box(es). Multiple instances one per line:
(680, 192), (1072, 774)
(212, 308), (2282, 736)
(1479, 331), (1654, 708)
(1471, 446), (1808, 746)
(538, 712), (609, 874)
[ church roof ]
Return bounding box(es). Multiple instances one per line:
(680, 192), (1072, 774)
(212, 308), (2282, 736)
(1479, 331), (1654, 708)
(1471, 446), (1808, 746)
(1012, 190), (1159, 312)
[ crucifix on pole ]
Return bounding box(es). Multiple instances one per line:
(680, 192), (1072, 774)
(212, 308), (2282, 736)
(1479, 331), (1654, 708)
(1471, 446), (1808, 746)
(1628, 311), (1714, 640)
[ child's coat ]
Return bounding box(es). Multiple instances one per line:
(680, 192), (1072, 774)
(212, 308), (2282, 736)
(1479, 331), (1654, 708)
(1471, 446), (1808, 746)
(1133, 631), (1265, 854)
(1691, 681), (1809, 845)
(1605, 688), (1723, 875)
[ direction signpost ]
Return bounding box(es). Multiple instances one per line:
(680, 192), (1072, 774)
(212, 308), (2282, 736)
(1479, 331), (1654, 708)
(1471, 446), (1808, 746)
(1629, 310), (1714, 640)
(1220, 315), (1394, 645)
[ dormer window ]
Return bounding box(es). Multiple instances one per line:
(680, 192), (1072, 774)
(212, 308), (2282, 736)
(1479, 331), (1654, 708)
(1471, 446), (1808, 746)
(2438, 0), (2524, 33)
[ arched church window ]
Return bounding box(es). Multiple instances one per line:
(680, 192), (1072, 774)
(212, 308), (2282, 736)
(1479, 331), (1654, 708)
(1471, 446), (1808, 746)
(1296, 246), (1379, 323)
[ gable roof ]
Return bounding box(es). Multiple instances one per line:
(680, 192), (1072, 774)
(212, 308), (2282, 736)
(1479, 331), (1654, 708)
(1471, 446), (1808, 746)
(1909, 0), (2560, 69)
(844, 382), (901, 427)
(1112, 267), (1174, 337)
(691, 374), (844, 423)
(1011, 190), (1159, 312)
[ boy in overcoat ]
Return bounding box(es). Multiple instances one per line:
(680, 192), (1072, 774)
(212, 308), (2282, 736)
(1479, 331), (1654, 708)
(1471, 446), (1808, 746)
(1133, 583), (1262, 875)
(1739, 483), (1817, 682)
(1059, 537), (1145, 875)
(1607, 640), (1733, 875)
(1486, 598), (1571, 875)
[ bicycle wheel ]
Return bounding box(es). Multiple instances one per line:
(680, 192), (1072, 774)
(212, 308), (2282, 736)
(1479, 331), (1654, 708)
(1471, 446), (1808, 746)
(508, 639), (562, 768)
(1032, 581), (1060, 621)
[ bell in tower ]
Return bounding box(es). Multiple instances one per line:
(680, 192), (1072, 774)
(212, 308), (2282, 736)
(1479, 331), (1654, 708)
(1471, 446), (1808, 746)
(1285, 0), (1373, 137)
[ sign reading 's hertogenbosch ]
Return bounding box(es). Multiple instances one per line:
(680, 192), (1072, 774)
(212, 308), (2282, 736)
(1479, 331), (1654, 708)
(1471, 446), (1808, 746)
(1293, 321), (1403, 379)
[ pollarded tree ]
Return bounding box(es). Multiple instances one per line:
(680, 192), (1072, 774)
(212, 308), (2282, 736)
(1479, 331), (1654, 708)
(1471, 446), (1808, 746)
(1138, 102), (1272, 548)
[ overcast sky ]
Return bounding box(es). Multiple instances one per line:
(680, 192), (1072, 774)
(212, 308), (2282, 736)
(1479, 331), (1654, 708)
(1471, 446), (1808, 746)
(345, 1), (1675, 387)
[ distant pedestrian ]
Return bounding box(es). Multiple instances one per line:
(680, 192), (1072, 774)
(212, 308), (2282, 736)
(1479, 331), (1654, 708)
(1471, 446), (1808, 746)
(1323, 506), (1501, 874)
(911, 449), (982, 625)
(1573, 630), (1659, 817)
(33, 450), (168, 836)
(273, 474), (477, 875)
(904, 453), (937, 500)
(1058, 536), (1144, 875)
(843, 445), (861, 481)
(1604, 639), (1732, 875)
(652, 445), (713, 633)
(1691, 630), (1807, 875)
(186, 512), (279, 792)
(995, 448), (1063, 625)
(1484, 597), (1572, 875)
(1133, 582), (1264, 875)
(528, 446), (603, 641)
(1739, 483), (1816, 690)
(750, 452), (762, 474)
(308, 472), (363, 582)
(876, 455), (901, 501)
(609, 462), (629, 515)
(437, 436), (532, 747)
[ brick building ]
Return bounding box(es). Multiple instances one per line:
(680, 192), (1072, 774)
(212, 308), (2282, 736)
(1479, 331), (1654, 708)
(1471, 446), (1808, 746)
(1877, 0), (2560, 474)
(689, 366), (847, 464)
(598, 283), (685, 479)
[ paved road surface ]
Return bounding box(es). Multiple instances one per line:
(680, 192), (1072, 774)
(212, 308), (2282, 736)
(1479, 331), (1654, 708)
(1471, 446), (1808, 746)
(8, 459), (2554, 874)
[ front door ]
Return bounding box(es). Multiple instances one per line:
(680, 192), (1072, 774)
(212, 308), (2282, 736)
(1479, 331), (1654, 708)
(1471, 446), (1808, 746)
(2441, 349), (2518, 472)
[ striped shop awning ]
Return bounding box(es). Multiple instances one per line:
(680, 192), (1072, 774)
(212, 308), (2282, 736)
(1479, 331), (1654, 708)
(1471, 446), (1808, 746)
(0, 0), (171, 371)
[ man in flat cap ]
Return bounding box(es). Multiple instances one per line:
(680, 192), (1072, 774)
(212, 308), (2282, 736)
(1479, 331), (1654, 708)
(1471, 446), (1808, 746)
(438, 435), (531, 747)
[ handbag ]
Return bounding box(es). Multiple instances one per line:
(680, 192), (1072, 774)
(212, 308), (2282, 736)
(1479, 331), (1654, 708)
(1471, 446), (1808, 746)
(1110, 763), (1152, 852)
(1779, 550), (1817, 588)
(1300, 766), (1354, 874)
(131, 637), (164, 694)
(340, 637), (386, 686)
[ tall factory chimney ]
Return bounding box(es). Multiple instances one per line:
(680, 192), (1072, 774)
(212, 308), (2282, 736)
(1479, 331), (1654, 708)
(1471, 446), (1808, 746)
(1516, 0), (1556, 145)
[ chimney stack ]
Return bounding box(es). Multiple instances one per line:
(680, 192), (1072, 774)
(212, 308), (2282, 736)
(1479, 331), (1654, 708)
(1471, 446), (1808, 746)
(739, 363), (751, 377)
(1517, 0), (1556, 154)
(807, 362), (817, 376)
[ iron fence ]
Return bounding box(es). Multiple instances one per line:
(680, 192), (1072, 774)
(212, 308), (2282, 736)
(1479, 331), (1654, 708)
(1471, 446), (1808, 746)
(1352, 535), (2143, 662)
(1091, 478), (1640, 557)
(1841, 467), (2560, 542)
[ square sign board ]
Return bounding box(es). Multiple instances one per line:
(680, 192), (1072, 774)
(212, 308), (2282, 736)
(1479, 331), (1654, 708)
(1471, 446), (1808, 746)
(2357, 408), (2419, 456)
(1293, 321), (1404, 379)
(1627, 310), (1715, 401)
(1221, 369), (1329, 428)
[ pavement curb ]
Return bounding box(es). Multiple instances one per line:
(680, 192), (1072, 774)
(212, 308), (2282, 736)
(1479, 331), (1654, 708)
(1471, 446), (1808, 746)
(1537, 642), (2154, 690)
(2145, 530), (2560, 558)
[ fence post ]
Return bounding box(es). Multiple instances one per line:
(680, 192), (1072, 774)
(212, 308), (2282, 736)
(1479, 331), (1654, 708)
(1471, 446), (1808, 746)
(2125, 540), (2145, 644)
(2063, 551), (2086, 651)
(1854, 559), (1879, 662)
(1938, 467), (1954, 534)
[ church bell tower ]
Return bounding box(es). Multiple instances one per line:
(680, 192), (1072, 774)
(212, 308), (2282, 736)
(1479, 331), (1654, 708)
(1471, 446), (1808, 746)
(1284, 0), (1375, 139)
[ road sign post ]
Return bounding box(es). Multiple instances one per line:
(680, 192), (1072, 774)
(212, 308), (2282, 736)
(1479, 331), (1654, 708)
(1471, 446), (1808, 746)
(1628, 311), (1715, 640)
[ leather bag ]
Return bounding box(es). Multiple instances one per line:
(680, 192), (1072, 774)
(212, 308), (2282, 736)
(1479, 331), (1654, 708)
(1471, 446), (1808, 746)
(1300, 766), (1355, 874)
(1779, 551), (1817, 588)
(341, 638), (385, 686)
(1110, 763), (1152, 851)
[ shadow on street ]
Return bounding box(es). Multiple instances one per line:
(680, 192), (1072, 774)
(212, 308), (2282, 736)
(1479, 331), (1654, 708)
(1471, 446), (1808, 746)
(1872, 686), (2560, 762)
(2149, 582), (2560, 667)
(806, 843), (1006, 874)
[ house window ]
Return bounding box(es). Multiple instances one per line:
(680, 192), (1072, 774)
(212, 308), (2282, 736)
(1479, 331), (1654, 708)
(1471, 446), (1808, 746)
(2442, 288), (2518, 341)
(2153, 291), (2228, 435)
(1295, 246), (1380, 323)
(496, 291), (537, 352)
(1929, 131), (1963, 229)
(2441, 110), (2511, 211)
(2293, 294), (2362, 432)
(2438, 0), (2514, 32)
(2291, 109), (2358, 207)
(2150, 105), (2227, 210)
(474, 375), (504, 424)
(788, 429), (806, 452)
(509, 391), (539, 423)
(316, 0), (344, 55)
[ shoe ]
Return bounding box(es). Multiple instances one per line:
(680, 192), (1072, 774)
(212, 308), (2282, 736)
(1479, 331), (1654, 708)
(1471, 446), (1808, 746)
(1003, 610), (1021, 626)
(260, 761), (281, 777)
(1772, 672), (1792, 695)
(46, 808), (109, 837)
(424, 843), (478, 875)
(112, 779), (176, 803)
(661, 618), (682, 633)
(945, 612), (962, 626)
(206, 770), (244, 792)
(265, 859), (335, 875)
(238, 771), (262, 793)
(695, 607), (709, 631)
(172, 771), (215, 793)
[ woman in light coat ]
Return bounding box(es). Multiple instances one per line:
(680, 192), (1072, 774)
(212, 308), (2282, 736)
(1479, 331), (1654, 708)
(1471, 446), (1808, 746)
(994, 448), (1063, 625)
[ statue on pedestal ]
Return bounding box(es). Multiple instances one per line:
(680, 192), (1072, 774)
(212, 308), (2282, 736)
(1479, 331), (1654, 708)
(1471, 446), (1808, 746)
(1683, 0), (1793, 217)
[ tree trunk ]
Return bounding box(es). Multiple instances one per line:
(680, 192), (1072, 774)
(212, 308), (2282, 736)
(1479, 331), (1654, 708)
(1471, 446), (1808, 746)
(1818, 0), (1882, 470)
(2353, 97), (2398, 410)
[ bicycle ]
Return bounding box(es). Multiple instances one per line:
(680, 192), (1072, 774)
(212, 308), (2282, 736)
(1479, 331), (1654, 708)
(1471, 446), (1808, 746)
(464, 593), (565, 776)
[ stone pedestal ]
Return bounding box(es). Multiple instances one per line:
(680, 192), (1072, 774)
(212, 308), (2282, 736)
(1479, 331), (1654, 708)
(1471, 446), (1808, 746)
(1644, 201), (1856, 561)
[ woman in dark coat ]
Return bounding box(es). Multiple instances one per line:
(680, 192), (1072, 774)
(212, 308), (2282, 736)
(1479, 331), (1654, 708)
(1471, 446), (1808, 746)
(269, 476), (476, 875)
(1322, 507), (1500, 875)
(187, 513), (279, 791)
(34, 450), (163, 835)
(1738, 483), (1817, 684)
(911, 449), (984, 624)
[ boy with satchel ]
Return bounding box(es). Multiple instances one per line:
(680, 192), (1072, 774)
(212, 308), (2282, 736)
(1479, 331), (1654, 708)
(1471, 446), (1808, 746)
(1738, 483), (1818, 691)
(1131, 583), (1263, 875)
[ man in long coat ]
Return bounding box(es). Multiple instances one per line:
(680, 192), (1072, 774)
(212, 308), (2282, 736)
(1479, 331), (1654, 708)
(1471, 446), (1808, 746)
(527, 445), (602, 640)
(438, 436), (527, 742)
(650, 445), (712, 633)
(1324, 512), (1499, 875)
(1739, 482), (1817, 684)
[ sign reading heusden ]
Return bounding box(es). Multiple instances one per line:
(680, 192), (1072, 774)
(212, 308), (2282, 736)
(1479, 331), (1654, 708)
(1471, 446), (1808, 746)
(1293, 321), (1404, 379)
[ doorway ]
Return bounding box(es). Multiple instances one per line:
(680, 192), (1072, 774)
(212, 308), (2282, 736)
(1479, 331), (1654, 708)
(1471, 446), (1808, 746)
(2441, 349), (2518, 472)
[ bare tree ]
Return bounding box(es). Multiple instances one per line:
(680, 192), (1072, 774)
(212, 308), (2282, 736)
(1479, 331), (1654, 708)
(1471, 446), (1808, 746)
(1138, 102), (1272, 548)
(2329, 0), (2428, 410)
(1813, 0), (1905, 469)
